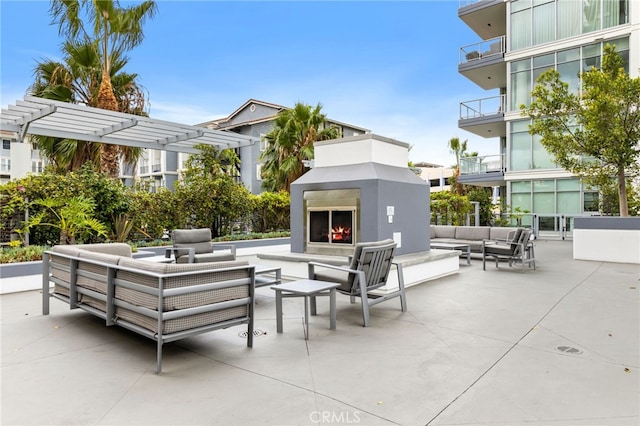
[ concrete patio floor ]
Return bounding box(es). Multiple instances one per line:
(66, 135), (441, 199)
(1, 240), (638, 426)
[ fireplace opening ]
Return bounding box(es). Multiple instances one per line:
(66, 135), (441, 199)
(309, 210), (353, 244)
(303, 188), (360, 255)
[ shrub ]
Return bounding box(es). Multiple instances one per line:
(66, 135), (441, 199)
(251, 191), (290, 233)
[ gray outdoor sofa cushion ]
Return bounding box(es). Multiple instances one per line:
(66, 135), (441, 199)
(43, 243), (256, 373)
(430, 225), (525, 253)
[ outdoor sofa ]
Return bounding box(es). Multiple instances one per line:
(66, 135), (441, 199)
(430, 225), (525, 253)
(42, 243), (256, 374)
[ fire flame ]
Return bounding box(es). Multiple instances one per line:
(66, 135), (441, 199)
(331, 226), (351, 242)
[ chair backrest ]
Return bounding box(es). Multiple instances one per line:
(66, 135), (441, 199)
(512, 229), (532, 255)
(348, 239), (396, 293)
(506, 228), (523, 245)
(172, 228), (213, 254)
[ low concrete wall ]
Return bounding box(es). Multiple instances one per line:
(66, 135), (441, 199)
(573, 217), (640, 264)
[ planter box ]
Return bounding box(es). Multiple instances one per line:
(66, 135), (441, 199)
(573, 217), (640, 264)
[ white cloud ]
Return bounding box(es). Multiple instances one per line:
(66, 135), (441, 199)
(147, 99), (226, 125)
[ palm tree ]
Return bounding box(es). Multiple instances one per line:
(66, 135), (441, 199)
(30, 39), (145, 172)
(260, 103), (340, 192)
(50, 0), (157, 178)
(448, 137), (477, 194)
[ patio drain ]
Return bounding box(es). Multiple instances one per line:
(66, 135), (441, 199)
(238, 329), (266, 338)
(556, 345), (583, 355)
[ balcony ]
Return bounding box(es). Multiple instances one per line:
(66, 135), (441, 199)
(459, 36), (506, 90)
(458, 0), (506, 40)
(458, 95), (506, 138)
(458, 154), (505, 187)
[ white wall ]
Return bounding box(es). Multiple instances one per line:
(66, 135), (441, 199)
(573, 229), (640, 264)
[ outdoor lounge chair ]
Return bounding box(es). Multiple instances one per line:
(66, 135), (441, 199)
(482, 228), (535, 271)
(170, 228), (236, 263)
(307, 239), (407, 327)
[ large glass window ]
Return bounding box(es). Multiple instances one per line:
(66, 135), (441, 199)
(557, 0), (581, 38)
(583, 0), (602, 33)
(557, 179), (582, 214)
(511, 0), (532, 51)
(509, 37), (630, 112)
(510, 121), (532, 171)
(510, 0), (629, 51)
(511, 59), (531, 110)
(510, 120), (559, 172)
(510, 178), (586, 217)
(532, 134), (556, 169)
(533, 0), (555, 45)
(557, 48), (581, 95)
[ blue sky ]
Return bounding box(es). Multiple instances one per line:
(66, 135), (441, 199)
(0, 0), (496, 166)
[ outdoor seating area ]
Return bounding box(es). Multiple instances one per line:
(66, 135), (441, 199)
(307, 238), (407, 327)
(482, 228), (536, 270)
(42, 242), (256, 373)
(170, 228), (237, 263)
(3, 239), (638, 425)
(430, 224), (523, 253)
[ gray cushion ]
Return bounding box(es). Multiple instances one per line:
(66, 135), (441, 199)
(433, 226), (456, 239)
(489, 227), (515, 240)
(174, 241), (212, 255)
(172, 229), (213, 254)
(178, 252), (235, 264)
(454, 226), (490, 240)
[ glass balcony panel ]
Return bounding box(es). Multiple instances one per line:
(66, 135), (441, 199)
(460, 154), (505, 175)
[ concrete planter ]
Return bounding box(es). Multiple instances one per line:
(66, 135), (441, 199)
(573, 217), (640, 264)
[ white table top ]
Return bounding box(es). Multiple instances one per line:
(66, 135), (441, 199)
(271, 279), (339, 295)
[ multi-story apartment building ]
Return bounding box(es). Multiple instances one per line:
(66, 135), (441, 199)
(198, 99), (370, 194)
(457, 0), (638, 238)
(122, 99), (370, 194)
(0, 131), (47, 185)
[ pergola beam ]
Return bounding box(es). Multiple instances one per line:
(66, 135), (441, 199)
(0, 97), (258, 152)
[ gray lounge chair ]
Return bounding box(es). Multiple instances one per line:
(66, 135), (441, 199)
(170, 228), (236, 263)
(307, 239), (407, 327)
(482, 228), (535, 270)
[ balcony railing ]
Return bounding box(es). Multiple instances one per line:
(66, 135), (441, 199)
(458, 0), (480, 7)
(460, 94), (505, 120)
(460, 154), (505, 175)
(459, 36), (505, 65)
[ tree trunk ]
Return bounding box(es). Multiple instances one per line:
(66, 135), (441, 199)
(60, 230), (75, 245)
(617, 167), (628, 217)
(97, 73), (121, 178)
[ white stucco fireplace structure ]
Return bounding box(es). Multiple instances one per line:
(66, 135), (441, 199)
(258, 134), (460, 292)
(290, 134), (429, 256)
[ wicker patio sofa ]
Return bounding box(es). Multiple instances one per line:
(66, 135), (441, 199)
(42, 243), (256, 374)
(430, 225), (525, 253)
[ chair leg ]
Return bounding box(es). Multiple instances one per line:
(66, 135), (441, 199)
(359, 279), (371, 327)
(360, 296), (370, 327)
(396, 264), (407, 312)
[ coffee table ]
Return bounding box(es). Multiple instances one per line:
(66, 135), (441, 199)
(271, 279), (340, 340)
(431, 242), (471, 265)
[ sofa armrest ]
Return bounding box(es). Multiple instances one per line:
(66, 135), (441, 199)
(166, 247), (195, 263)
(212, 244), (236, 258)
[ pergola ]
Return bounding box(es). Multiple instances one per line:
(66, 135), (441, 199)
(0, 96), (258, 154)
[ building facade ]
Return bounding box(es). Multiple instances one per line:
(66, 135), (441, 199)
(199, 99), (370, 194)
(457, 0), (639, 237)
(122, 99), (369, 194)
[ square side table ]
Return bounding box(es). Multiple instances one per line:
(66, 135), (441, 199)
(271, 279), (340, 340)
